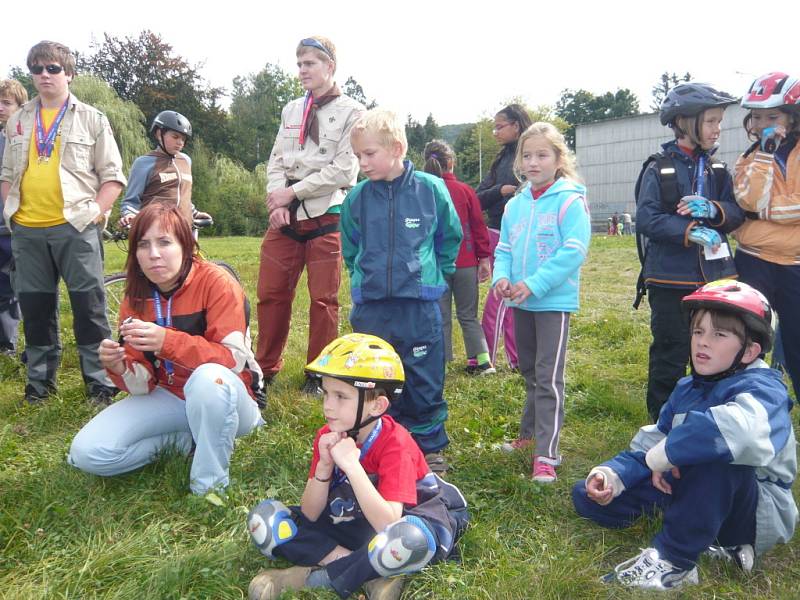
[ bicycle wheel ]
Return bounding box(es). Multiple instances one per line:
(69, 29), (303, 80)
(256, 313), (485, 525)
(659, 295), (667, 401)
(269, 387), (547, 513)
(212, 260), (241, 284)
(104, 272), (127, 327)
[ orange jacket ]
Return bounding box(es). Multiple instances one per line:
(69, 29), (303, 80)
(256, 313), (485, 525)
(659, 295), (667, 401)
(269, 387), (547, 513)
(733, 141), (800, 265)
(109, 260), (261, 400)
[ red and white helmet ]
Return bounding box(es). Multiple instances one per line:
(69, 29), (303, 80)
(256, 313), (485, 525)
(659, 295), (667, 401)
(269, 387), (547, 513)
(742, 72), (800, 109)
(682, 280), (773, 352)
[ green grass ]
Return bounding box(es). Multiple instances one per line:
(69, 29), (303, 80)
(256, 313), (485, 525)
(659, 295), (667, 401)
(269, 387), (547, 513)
(1, 234), (798, 599)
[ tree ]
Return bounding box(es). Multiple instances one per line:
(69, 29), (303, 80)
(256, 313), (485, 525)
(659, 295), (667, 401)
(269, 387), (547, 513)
(651, 71), (692, 111)
(227, 63), (303, 170)
(78, 31), (231, 155)
(555, 88), (640, 148)
(69, 75), (150, 172)
(405, 115), (425, 155)
(343, 76), (377, 109)
(423, 113), (441, 144)
(7, 67), (35, 99)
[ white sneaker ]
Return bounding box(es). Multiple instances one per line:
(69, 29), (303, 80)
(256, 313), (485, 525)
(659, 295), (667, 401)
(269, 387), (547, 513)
(705, 544), (754, 573)
(602, 548), (699, 590)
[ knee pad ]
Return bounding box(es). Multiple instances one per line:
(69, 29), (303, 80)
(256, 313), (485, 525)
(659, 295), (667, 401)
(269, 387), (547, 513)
(247, 499), (297, 558)
(368, 516), (436, 577)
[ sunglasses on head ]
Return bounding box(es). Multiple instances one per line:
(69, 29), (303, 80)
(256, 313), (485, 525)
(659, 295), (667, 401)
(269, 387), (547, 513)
(299, 38), (333, 59)
(30, 64), (63, 75)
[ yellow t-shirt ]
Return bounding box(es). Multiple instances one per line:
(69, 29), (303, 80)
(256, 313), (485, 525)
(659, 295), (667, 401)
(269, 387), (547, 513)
(15, 107), (67, 227)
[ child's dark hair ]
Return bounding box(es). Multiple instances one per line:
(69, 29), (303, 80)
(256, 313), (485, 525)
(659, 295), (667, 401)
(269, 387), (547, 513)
(423, 139), (455, 178)
(743, 107), (800, 142)
(690, 308), (747, 347)
(488, 104), (532, 178)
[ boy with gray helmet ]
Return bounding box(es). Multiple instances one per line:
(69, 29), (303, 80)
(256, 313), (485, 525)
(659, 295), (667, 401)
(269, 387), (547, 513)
(636, 82), (745, 420)
(119, 110), (210, 228)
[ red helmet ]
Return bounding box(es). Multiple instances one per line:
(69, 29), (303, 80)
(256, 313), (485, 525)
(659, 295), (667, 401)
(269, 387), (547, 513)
(742, 72), (800, 109)
(682, 280), (773, 352)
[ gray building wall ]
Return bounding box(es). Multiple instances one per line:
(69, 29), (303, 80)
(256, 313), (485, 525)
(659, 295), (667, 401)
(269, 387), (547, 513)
(575, 106), (751, 230)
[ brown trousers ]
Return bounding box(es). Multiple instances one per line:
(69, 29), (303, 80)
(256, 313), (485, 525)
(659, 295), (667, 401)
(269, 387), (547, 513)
(256, 214), (342, 376)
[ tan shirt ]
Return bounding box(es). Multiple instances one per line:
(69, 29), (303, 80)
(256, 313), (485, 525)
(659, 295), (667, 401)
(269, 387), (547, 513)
(0, 94), (126, 232)
(267, 93), (363, 220)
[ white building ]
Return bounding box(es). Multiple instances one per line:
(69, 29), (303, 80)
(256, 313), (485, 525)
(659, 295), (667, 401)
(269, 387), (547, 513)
(575, 105), (751, 230)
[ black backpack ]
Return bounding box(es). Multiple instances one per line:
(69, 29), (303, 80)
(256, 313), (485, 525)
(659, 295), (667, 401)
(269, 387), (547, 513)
(632, 153), (728, 309)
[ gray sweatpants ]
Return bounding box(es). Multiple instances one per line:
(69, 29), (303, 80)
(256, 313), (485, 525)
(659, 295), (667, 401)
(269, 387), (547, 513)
(439, 266), (489, 362)
(513, 309), (570, 461)
(11, 222), (112, 394)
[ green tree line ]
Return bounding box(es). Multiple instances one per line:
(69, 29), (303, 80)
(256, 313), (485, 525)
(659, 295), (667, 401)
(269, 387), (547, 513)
(6, 31), (672, 235)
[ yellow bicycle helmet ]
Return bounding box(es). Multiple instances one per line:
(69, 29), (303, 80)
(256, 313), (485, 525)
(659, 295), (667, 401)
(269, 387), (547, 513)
(306, 333), (405, 438)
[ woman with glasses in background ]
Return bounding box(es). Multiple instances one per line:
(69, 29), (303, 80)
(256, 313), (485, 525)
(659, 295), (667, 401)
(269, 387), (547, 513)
(476, 104), (532, 379)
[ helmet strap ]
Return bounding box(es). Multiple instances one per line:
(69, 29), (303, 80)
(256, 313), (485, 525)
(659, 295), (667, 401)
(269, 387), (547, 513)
(155, 129), (176, 158)
(346, 388), (387, 440)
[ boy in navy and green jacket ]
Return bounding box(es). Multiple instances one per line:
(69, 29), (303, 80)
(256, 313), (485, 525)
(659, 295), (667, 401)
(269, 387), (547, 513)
(340, 109), (462, 463)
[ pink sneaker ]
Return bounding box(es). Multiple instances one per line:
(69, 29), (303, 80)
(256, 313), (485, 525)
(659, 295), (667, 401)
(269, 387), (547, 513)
(500, 438), (533, 453)
(532, 456), (557, 483)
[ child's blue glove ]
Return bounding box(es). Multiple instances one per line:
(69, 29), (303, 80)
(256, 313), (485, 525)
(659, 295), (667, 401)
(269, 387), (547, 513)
(680, 195), (718, 219)
(688, 226), (722, 249)
(761, 126), (781, 153)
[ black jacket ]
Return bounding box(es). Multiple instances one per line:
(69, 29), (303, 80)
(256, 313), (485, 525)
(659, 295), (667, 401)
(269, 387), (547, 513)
(476, 141), (518, 230)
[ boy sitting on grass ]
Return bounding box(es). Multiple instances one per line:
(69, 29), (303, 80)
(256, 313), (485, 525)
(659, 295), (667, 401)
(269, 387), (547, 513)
(572, 279), (797, 591)
(246, 333), (468, 600)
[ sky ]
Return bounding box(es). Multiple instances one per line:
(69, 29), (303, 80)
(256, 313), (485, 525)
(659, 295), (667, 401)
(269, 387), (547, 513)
(2, 0), (796, 125)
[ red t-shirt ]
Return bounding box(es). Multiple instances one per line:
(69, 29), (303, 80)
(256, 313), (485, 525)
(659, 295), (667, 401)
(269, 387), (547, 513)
(308, 415), (430, 507)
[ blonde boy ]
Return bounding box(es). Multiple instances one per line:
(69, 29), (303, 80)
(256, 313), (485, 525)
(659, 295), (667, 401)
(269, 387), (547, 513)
(339, 110), (462, 469)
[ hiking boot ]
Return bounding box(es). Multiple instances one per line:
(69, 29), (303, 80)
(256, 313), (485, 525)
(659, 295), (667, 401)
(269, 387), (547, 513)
(301, 375), (322, 397)
(465, 362), (496, 376)
(532, 456), (557, 483)
(500, 438), (533, 453)
(363, 576), (405, 600)
(24, 383), (56, 405)
(601, 547), (698, 590)
(248, 566), (312, 600)
(87, 385), (119, 408)
(425, 451), (449, 475)
(704, 544), (754, 573)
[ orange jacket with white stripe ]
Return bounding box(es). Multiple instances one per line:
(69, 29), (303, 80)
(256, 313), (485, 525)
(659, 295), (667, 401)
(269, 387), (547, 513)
(733, 139), (800, 265)
(108, 259), (263, 400)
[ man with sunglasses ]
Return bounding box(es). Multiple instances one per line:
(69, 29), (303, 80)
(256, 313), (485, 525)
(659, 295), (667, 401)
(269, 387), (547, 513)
(257, 36), (364, 395)
(0, 40), (126, 405)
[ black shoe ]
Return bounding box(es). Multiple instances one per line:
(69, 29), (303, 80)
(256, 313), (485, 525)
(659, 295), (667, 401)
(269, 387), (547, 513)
(87, 385), (119, 407)
(24, 383), (56, 405)
(301, 375), (322, 396)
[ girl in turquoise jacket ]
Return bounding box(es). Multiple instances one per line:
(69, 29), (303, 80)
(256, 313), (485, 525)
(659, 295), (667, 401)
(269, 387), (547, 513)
(492, 122), (591, 483)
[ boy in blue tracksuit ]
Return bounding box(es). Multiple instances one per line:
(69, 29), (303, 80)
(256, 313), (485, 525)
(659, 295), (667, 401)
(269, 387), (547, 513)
(339, 109), (462, 467)
(638, 83), (745, 421)
(572, 280), (797, 591)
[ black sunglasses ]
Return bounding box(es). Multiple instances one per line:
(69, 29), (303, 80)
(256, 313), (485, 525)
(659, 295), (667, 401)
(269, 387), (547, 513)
(30, 64), (63, 75)
(299, 38), (333, 60)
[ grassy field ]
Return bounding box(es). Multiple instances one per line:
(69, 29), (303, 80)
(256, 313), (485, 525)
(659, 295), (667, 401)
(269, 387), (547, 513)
(1, 235), (798, 599)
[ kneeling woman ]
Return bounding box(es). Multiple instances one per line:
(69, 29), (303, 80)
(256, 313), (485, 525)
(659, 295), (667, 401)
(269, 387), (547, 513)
(69, 203), (265, 495)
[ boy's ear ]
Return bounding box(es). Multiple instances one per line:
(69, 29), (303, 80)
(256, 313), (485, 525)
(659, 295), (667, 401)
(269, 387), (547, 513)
(392, 140), (405, 159)
(742, 340), (762, 364)
(367, 394), (390, 416)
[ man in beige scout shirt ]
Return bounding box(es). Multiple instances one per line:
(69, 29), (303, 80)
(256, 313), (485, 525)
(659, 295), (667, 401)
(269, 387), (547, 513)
(0, 40), (125, 405)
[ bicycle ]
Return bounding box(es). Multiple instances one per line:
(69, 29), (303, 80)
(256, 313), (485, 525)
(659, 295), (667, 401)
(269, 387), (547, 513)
(103, 217), (240, 327)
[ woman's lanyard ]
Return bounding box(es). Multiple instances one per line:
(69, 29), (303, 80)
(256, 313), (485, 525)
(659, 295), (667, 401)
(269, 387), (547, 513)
(331, 418), (383, 489)
(35, 99), (69, 164)
(152, 290), (175, 384)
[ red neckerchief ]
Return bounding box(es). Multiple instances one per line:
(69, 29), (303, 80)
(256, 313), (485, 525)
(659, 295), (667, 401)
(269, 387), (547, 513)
(299, 84), (342, 147)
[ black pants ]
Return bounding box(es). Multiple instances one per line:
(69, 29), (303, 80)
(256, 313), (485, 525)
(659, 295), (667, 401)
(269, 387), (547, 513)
(646, 286), (692, 421)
